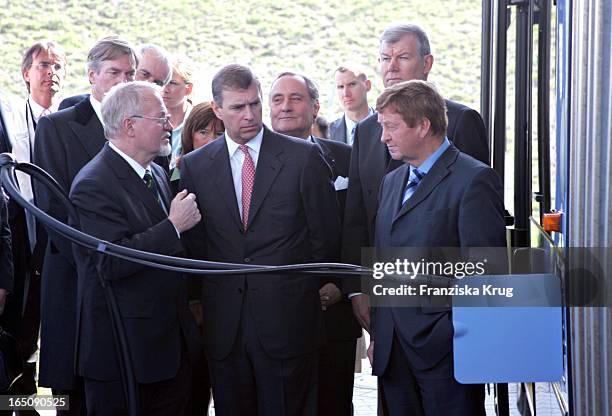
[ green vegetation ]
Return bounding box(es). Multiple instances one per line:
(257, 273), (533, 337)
(0, 0), (484, 118)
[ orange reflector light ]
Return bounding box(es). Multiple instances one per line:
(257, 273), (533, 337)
(542, 212), (562, 233)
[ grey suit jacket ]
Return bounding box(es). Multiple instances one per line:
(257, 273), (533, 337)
(372, 145), (505, 375)
(329, 115), (348, 144)
(342, 100), (489, 270)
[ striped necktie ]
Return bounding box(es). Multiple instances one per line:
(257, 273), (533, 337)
(402, 168), (424, 205)
(143, 169), (162, 207)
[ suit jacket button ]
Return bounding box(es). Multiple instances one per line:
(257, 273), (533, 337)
(244, 257), (251, 263)
(238, 288), (243, 293)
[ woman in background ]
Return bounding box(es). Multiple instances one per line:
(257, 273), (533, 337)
(170, 102), (224, 191)
(172, 104), (223, 416)
(163, 55), (195, 170)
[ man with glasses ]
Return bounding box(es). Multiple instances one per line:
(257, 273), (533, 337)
(0, 40), (67, 405)
(135, 43), (173, 171)
(33, 36), (138, 415)
(136, 44), (172, 87)
(70, 81), (201, 415)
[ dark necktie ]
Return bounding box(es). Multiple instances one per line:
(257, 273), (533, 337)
(349, 124), (356, 145)
(143, 170), (162, 207)
(402, 168), (424, 205)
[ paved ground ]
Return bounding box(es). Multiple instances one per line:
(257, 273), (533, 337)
(35, 356), (565, 415)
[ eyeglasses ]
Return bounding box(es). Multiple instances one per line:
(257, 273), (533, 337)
(31, 61), (64, 72)
(130, 115), (171, 125)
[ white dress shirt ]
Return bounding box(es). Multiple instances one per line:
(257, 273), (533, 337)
(90, 95), (104, 126)
(344, 108), (373, 146)
(225, 128), (264, 220)
(108, 142), (180, 236)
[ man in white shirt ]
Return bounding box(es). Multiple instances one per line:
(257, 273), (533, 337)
(0, 40), (68, 402)
(180, 64), (341, 416)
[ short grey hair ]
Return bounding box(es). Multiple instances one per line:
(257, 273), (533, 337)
(271, 71), (319, 103)
(87, 36), (138, 74)
(379, 23), (431, 60)
(101, 81), (161, 139)
(140, 44), (172, 85)
(211, 64), (261, 106)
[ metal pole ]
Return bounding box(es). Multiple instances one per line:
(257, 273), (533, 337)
(512, 0), (533, 248)
(536, 0), (552, 224)
(481, 0), (494, 143)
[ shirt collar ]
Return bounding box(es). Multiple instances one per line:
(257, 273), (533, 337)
(108, 141), (149, 179)
(173, 104), (192, 132)
(411, 137), (451, 175)
(89, 95), (104, 126)
(28, 96), (56, 121)
(225, 127), (264, 158)
(344, 107), (373, 132)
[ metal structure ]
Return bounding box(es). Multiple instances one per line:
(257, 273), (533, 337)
(563, 0), (612, 415)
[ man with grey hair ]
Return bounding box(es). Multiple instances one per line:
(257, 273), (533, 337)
(269, 71), (358, 416)
(181, 64), (341, 415)
(330, 64), (373, 145)
(136, 44), (172, 87)
(33, 35), (137, 414)
(70, 81), (200, 415)
(342, 22), (489, 333)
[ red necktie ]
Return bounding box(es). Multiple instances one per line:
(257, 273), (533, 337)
(240, 144), (255, 231)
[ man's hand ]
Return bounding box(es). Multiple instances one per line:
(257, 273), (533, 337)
(351, 293), (371, 333)
(367, 340), (374, 366)
(168, 190), (201, 233)
(319, 283), (342, 311)
(0, 288), (7, 316)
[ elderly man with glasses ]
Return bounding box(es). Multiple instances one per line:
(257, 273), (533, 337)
(70, 81), (201, 416)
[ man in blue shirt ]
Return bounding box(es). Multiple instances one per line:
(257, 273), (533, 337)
(372, 80), (506, 415)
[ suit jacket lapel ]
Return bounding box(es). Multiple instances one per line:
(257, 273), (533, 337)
(211, 137), (242, 228)
(104, 145), (167, 221)
(69, 98), (106, 159)
(247, 127), (283, 227)
(313, 138), (338, 180)
(152, 165), (172, 211)
(393, 146), (458, 223)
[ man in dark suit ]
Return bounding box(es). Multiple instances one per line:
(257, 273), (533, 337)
(329, 64), (373, 145)
(268, 72), (360, 416)
(59, 94), (88, 110)
(33, 36), (137, 414)
(70, 81), (201, 415)
(372, 80), (505, 415)
(59, 43), (171, 108)
(343, 23), (490, 332)
(180, 64), (340, 415)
